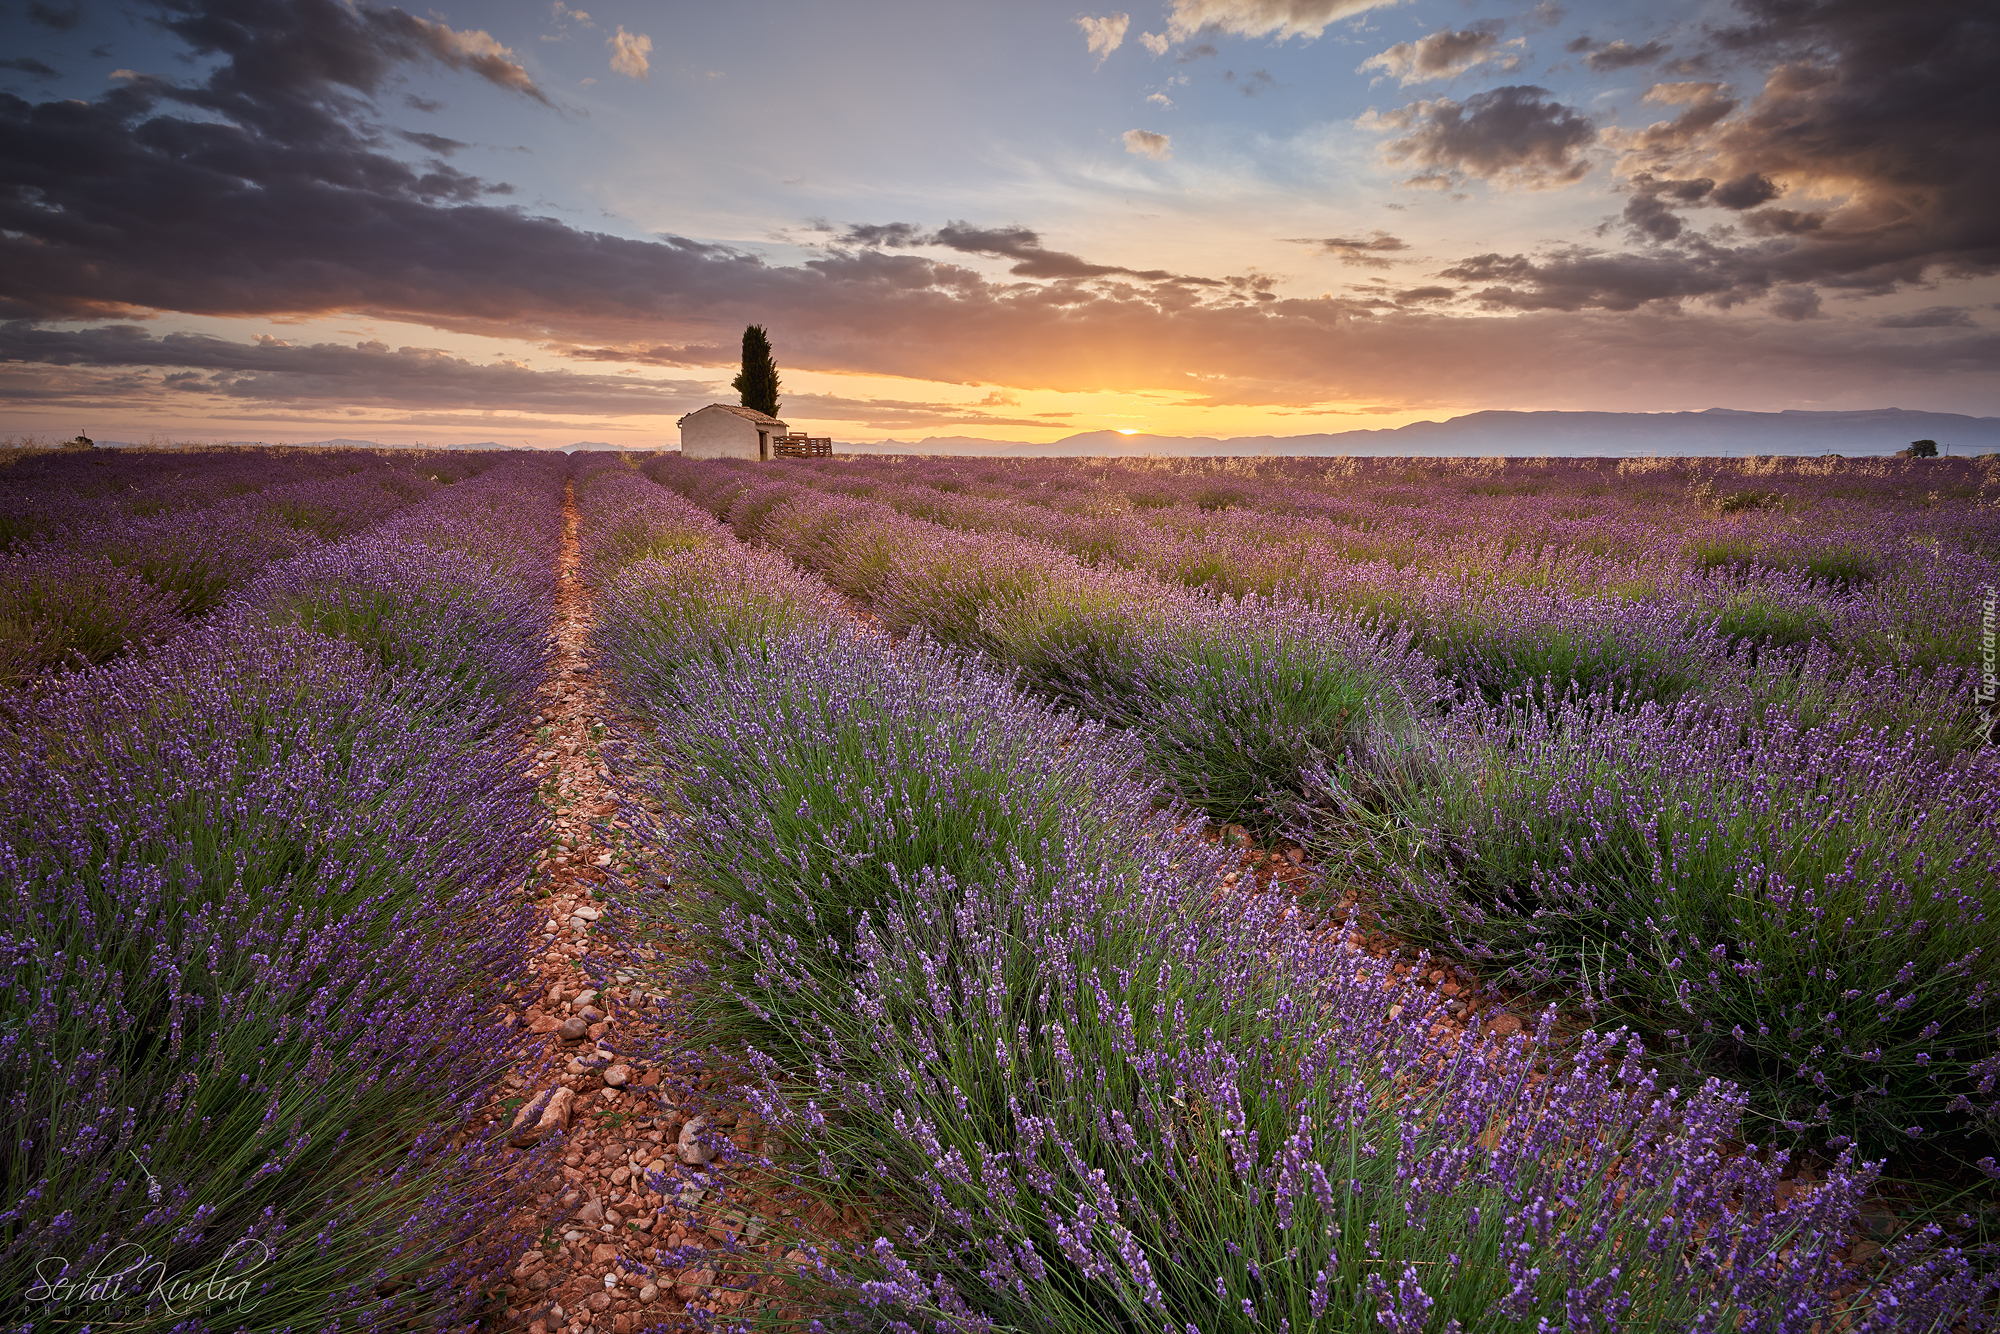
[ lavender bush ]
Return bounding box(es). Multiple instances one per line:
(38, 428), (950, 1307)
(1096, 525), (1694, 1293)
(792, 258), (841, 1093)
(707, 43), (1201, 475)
(1357, 682), (2000, 1158)
(589, 523), (1998, 1331)
(0, 454), (560, 1332)
(644, 459), (1997, 1184)
(0, 551), (180, 693)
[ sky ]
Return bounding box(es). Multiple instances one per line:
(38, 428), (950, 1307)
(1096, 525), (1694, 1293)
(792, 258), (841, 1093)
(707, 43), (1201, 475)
(1, 0), (1995, 448)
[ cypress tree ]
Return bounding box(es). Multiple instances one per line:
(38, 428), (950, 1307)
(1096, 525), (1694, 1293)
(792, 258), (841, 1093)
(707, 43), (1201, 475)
(731, 325), (781, 417)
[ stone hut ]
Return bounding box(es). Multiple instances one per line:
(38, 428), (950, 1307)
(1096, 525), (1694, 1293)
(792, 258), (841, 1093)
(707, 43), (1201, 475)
(677, 404), (789, 460)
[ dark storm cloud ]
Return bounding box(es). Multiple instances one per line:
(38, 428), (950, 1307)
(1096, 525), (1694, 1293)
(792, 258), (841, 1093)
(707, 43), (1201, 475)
(0, 59), (61, 77)
(1583, 39), (1671, 71)
(1466, 1), (2000, 313)
(1366, 85), (1597, 189)
(0, 322), (716, 413)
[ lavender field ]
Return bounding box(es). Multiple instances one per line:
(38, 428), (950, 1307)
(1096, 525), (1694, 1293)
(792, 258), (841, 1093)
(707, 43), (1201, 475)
(4, 447), (1997, 1332)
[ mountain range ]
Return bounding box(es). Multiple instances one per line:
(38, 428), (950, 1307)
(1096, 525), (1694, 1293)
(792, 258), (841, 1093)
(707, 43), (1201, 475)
(849, 408), (2000, 458)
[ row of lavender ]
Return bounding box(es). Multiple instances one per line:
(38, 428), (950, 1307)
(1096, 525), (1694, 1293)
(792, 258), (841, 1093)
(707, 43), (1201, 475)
(641, 460), (1999, 1174)
(0, 449), (478, 692)
(681, 454), (1999, 682)
(574, 462), (1993, 1332)
(0, 454), (561, 1331)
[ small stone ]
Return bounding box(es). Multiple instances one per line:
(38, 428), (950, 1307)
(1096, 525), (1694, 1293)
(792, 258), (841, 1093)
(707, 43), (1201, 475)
(1487, 1014), (1524, 1038)
(609, 1166), (631, 1186)
(603, 1065), (630, 1088)
(530, 1014), (563, 1034)
(578, 1006), (607, 1024)
(600, 1087), (620, 1102)
(614, 1316), (633, 1334)
(678, 1116), (716, 1165)
(509, 1087), (575, 1148)
(576, 1197), (605, 1224)
(528, 1272), (553, 1291)
(591, 1243), (620, 1264)
(586, 1291), (611, 1312)
(559, 1016), (590, 1042)
(573, 906), (601, 921)
(588, 1021), (609, 1040)
(621, 1270), (647, 1289)
(573, 990), (598, 1008)
(646, 1158), (668, 1175)
(638, 1284), (658, 1305)
(1849, 1239), (1883, 1263)
(562, 1229), (583, 1242)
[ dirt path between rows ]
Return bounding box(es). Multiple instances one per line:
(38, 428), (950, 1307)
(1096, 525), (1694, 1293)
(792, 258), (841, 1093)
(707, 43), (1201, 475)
(470, 480), (812, 1334)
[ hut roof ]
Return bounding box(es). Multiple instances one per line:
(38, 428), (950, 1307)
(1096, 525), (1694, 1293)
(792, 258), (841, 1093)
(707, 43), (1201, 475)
(677, 403), (788, 428)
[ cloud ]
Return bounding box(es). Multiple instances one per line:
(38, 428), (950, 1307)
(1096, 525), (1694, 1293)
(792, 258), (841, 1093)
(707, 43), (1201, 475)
(0, 323), (717, 415)
(608, 27), (652, 80)
(932, 221), (1208, 283)
(552, 2), (594, 27)
(1122, 128), (1172, 159)
(26, 2), (81, 31)
(1139, 31), (1170, 55)
(1176, 42), (1218, 63)
(2, 0), (1994, 422)
(1582, 38), (1671, 71)
(1146, 91), (1174, 106)
(397, 129), (469, 156)
(1767, 285), (1820, 320)
(0, 58), (60, 77)
(1286, 231), (1410, 266)
(1225, 68), (1277, 95)
(1163, 0), (1404, 43)
(836, 222), (931, 248)
(394, 17), (548, 103)
(1076, 13), (1131, 62)
(1364, 85), (1596, 190)
(1876, 306), (1975, 329)
(1394, 285), (1456, 303)
(1466, 1), (2000, 314)
(1360, 24), (1508, 85)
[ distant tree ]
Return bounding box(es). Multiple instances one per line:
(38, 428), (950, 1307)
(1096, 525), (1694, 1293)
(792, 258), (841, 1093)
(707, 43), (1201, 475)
(731, 325), (781, 417)
(1904, 438), (1939, 458)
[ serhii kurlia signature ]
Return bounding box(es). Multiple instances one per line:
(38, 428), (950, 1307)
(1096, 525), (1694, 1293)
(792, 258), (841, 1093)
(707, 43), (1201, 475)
(26, 1239), (273, 1315)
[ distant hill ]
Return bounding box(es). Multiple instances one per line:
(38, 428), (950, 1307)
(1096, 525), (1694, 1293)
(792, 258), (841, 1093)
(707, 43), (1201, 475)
(849, 408), (2000, 458)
